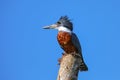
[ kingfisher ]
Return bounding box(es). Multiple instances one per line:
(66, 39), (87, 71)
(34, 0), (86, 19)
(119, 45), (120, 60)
(43, 16), (88, 71)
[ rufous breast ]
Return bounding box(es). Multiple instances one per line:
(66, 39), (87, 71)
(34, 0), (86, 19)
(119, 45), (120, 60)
(57, 31), (78, 53)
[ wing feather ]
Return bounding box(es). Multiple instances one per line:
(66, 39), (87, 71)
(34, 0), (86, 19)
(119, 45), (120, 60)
(71, 33), (82, 57)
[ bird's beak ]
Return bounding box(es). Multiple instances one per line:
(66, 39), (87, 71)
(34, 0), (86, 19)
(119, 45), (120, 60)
(43, 24), (57, 29)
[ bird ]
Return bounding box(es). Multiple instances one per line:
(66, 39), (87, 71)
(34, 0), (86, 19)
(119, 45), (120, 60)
(43, 16), (88, 71)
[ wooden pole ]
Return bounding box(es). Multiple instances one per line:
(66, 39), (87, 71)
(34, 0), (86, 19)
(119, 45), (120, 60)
(57, 53), (81, 80)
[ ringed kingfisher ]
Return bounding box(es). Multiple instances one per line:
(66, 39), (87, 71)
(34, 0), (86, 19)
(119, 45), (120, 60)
(43, 16), (88, 71)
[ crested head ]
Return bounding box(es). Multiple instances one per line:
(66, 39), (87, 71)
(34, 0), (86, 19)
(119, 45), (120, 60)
(43, 16), (73, 33)
(57, 16), (73, 31)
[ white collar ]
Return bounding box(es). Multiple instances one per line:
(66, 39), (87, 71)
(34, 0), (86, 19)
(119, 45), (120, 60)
(57, 26), (72, 33)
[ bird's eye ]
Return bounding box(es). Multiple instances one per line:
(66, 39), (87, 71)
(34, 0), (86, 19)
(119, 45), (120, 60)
(57, 22), (61, 24)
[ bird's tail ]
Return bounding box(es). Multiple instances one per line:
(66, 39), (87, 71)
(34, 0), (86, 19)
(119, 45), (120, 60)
(79, 61), (88, 71)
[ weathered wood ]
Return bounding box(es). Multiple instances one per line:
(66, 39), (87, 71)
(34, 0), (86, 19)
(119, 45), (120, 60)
(57, 53), (81, 80)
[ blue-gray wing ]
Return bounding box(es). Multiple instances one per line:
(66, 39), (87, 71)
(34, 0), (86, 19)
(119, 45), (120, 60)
(71, 33), (82, 56)
(71, 32), (88, 71)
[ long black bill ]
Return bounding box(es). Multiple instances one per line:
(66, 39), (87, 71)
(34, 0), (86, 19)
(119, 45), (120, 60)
(43, 24), (57, 29)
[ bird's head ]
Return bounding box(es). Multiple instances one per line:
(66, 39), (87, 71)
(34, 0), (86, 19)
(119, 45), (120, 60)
(43, 16), (73, 32)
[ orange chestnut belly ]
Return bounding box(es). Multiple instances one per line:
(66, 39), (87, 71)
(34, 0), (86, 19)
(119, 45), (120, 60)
(57, 31), (78, 53)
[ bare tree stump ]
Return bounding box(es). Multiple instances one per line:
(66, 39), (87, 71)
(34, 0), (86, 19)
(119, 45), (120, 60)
(57, 53), (81, 80)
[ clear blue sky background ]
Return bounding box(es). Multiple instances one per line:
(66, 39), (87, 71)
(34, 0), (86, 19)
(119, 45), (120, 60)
(0, 0), (120, 80)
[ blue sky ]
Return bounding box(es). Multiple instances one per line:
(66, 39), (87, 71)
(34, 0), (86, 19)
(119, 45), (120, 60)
(0, 0), (120, 80)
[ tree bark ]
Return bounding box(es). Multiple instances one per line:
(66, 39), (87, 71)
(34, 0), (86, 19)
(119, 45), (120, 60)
(57, 53), (81, 80)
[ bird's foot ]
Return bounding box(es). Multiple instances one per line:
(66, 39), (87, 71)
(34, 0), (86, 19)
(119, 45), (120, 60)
(58, 52), (67, 65)
(71, 52), (81, 58)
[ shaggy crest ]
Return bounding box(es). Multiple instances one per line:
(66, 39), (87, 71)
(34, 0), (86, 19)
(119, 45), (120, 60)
(57, 16), (73, 31)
